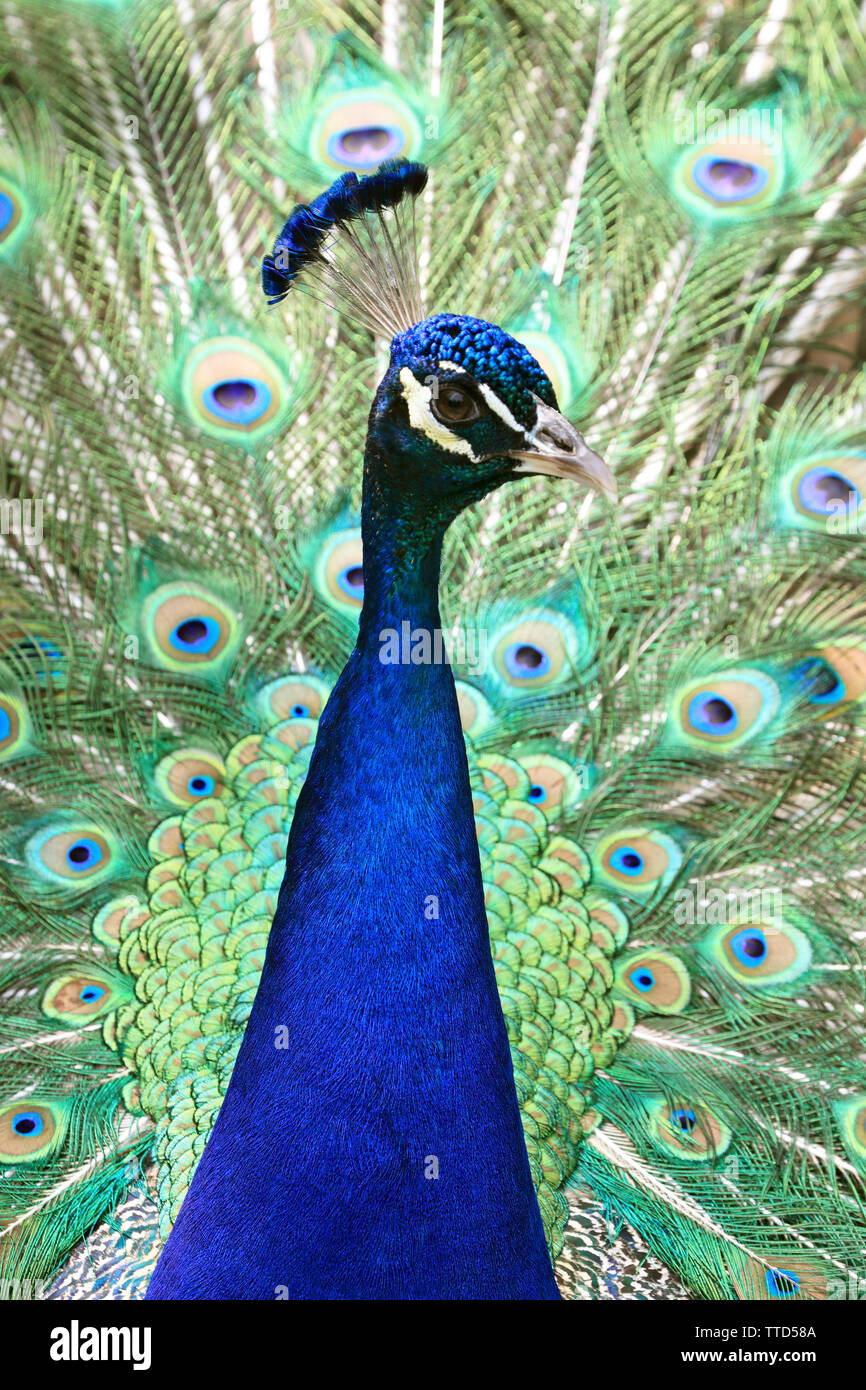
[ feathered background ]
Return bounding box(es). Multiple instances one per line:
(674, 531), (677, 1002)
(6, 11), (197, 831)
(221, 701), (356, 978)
(0, 0), (865, 1302)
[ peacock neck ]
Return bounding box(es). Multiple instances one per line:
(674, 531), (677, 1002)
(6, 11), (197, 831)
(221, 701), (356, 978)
(146, 434), (560, 1299)
(356, 451), (448, 642)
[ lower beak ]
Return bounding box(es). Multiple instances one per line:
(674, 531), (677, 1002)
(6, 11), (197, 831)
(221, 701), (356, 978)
(507, 397), (617, 502)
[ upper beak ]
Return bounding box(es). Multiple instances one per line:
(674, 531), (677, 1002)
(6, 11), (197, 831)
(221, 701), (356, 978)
(507, 396), (617, 502)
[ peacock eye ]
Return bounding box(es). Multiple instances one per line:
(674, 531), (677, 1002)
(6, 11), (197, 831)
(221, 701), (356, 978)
(431, 385), (480, 425)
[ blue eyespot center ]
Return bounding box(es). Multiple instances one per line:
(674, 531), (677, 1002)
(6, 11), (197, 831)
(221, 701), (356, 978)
(630, 967), (655, 993)
(766, 1268), (799, 1299)
(688, 691), (738, 736)
(337, 566), (365, 600)
(693, 155), (769, 203)
(66, 837), (104, 871)
(791, 657), (844, 705)
(0, 190), (14, 233)
(291, 704), (310, 718)
(169, 616), (221, 654)
(730, 927), (768, 966)
(504, 643), (551, 680)
(797, 466), (859, 517)
(79, 985), (105, 1003)
(202, 378), (272, 425)
(528, 784), (546, 803)
(12, 1110), (43, 1138)
(327, 126), (406, 169)
(188, 774), (215, 797)
(611, 847), (644, 876)
(0, 707), (10, 741)
(11, 637), (63, 683)
(671, 1107), (696, 1133)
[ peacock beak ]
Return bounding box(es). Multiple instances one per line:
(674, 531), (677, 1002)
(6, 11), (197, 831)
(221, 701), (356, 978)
(507, 396), (617, 502)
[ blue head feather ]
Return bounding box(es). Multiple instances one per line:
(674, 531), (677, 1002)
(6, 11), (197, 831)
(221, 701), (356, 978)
(391, 312), (558, 422)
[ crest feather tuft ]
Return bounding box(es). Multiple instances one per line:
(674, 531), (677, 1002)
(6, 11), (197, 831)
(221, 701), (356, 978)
(262, 159), (428, 338)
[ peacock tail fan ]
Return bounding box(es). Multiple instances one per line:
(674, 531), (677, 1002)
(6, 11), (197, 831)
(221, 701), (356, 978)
(0, 0), (865, 1302)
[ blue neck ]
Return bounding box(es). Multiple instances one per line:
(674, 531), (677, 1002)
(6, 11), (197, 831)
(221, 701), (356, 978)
(147, 441), (560, 1301)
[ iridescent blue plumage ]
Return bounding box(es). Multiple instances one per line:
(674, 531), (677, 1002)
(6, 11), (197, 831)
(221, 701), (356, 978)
(392, 314), (558, 418)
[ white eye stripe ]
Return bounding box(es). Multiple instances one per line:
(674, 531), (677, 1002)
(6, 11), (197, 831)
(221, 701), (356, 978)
(477, 381), (524, 434)
(398, 367), (478, 459)
(436, 361), (526, 435)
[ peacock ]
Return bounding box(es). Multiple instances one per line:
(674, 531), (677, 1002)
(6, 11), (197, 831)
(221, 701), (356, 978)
(1, 0), (866, 1302)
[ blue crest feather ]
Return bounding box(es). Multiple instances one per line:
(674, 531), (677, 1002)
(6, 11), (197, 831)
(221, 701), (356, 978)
(262, 159), (428, 305)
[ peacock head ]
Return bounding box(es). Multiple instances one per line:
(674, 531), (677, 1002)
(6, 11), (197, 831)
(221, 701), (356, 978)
(367, 312), (616, 513)
(263, 159), (615, 518)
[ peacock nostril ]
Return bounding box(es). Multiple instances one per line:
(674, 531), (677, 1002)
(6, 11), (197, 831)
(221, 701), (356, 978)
(535, 424), (574, 452)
